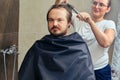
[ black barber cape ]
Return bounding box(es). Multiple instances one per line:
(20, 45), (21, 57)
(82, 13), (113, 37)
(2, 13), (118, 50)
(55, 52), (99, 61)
(19, 32), (95, 80)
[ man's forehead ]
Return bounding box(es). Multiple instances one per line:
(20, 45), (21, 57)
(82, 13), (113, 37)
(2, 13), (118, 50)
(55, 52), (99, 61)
(51, 8), (67, 12)
(49, 8), (67, 16)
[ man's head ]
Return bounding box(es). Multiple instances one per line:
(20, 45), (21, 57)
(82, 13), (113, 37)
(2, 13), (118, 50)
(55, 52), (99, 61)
(47, 4), (72, 37)
(55, 0), (69, 5)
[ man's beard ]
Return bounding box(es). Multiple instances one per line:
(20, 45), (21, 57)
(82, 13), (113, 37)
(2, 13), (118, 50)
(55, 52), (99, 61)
(50, 31), (67, 37)
(49, 28), (67, 37)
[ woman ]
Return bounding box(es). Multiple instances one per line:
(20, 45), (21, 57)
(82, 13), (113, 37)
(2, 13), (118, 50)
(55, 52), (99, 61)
(55, 0), (116, 80)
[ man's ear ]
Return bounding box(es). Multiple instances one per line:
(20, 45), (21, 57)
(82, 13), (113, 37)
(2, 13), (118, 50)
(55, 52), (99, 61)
(106, 7), (111, 13)
(68, 21), (72, 28)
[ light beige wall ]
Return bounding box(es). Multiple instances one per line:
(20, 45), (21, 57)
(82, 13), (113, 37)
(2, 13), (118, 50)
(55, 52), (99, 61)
(19, 0), (53, 69)
(19, 0), (120, 69)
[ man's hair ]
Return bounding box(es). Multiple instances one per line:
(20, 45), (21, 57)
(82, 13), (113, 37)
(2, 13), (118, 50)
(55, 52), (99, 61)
(107, 0), (111, 7)
(46, 4), (72, 23)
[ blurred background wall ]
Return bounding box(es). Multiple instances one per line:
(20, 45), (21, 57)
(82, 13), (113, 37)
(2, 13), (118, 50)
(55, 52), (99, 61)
(19, 0), (120, 69)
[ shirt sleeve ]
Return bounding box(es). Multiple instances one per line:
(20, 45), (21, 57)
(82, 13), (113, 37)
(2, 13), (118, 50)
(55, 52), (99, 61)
(104, 20), (117, 37)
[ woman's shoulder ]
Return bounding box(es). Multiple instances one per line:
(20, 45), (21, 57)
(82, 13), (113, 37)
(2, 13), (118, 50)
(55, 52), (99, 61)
(104, 19), (115, 24)
(98, 20), (116, 27)
(103, 20), (116, 31)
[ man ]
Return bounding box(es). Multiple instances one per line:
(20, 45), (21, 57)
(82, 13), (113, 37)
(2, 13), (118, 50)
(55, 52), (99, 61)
(19, 4), (95, 80)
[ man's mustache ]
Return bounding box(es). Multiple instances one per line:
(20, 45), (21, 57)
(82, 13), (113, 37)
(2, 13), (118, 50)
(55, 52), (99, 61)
(51, 26), (60, 30)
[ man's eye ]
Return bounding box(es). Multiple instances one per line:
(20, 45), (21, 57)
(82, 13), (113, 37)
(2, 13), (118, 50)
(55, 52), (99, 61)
(99, 3), (104, 7)
(93, 1), (97, 5)
(58, 19), (63, 22)
(48, 19), (53, 21)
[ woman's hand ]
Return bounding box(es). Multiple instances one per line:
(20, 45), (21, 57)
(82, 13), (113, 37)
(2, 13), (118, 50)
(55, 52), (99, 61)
(77, 12), (93, 24)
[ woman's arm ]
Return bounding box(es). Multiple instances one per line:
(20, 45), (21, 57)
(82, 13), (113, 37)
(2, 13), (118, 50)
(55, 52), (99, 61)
(77, 12), (116, 48)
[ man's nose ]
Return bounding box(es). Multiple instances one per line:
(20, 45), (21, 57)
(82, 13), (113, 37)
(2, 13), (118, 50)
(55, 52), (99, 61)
(53, 21), (58, 26)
